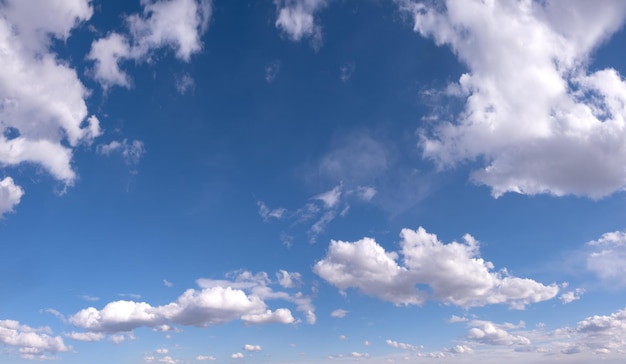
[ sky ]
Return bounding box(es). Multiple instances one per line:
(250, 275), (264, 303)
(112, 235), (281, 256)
(2, 0), (626, 363)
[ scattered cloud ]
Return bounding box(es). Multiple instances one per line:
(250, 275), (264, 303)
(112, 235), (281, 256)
(399, 0), (626, 198)
(257, 201), (287, 221)
(340, 62), (355, 82)
(314, 227), (558, 308)
(386, 339), (421, 351)
(0, 320), (70, 359)
(274, 0), (328, 49)
(560, 288), (585, 304)
(80, 295), (100, 302)
(467, 320), (531, 346)
(243, 344), (261, 352)
(196, 355), (216, 361)
(330, 309), (348, 318)
(175, 72), (195, 94)
(349, 351), (369, 358)
(97, 139), (146, 166)
(163, 279), (174, 288)
(231, 352), (244, 359)
(65, 331), (105, 342)
(88, 0), (212, 90)
(448, 315), (468, 323)
(276, 270), (302, 288)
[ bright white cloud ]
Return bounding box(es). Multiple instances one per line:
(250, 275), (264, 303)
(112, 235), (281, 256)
(231, 352), (244, 359)
(0, 320), (70, 359)
(586, 231), (626, 285)
(243, 344), (261, 352)
(88, 0), (211, 89)
(274, 0), (327, 47)
(467, 320), (531, 346)
(276, 270), (302, 288)
(196, 355), (216, 361)
(314, 227), (558, 308)
(330, 309), (348, 318)
(314, 185), (342, 208)
(69, 271), (312, 336)
(64, 331), (104, 342)
(448, 315), (468, 323)
(0, 177), (24, 218)
(400, 0), (626, 198)
(0, 0), (101, 196)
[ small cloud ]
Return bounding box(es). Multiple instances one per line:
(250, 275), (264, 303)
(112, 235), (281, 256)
(97, 139), (146, 166)
(356, 186), (376, 201)
(313, 185), (342, 208)
(163, 279), (174, 287)
(330, 309), (348, 318)
(448, 315), (468, 323)
(340, 62), (355, 82)
(119, 293), (142, 299)
(231, 352), (244, 359)
(364, 340), (370, 346)
(339, 335), (347, 340)
(276, 270), (302, 288)
(257, 201), (287, 221)
(350, 352), (369, 358)
(386, 339), (420, 351)
(265, 61), (281, 83)
(243, 344), (261, 352)
(156, 348), (169, 354)
(560, 288), (585, 304)
(196, 355), (216, 361)
(175, 73), (195, 94)
(79, 295), (100, 302)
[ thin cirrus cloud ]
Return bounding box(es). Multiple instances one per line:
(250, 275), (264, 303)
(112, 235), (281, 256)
(314, 227), (558, 308)
(398, 0), (626, 199)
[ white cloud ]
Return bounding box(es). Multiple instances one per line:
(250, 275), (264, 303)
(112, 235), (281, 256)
(560, 288), (585, 304)
(274, 0), (327, 48)
(243, 344), (261, 352)
(330, 309), (348, 318)
(586, 231), (626, 285)
(80, 295), (100, 302)
(314, 227), (558, 308)
(340, 62), (355, 82)
(276, 270), (302, 288)
(88, 0), (211, 89)
(0, 177), (24, 218)
(386, 339), (421, 351)
(231, 352), (244, 359)
(0, 0), (101, 194)
(69, 271), (312, 336)
(65, 331), (105, 342)
(0, 320), (70, 359)
(448, 315), (468, 323)
(350, 351), (369, 358)
(156, 348), (169, 354)
(265, 61), (281, 83)
(400, 0), (626, 198)
(467, 320), (531, 346)
(314, 185), (342, 208)
(97, 139), (146, 166)
(175, 72), (195, 94)
(196, 355), (216, 361)
(356, 186), (376, 201)
(163, 279), (174, 288)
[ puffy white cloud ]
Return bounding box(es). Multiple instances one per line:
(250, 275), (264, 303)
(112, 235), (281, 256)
(69, 271), (312, 336)
(241, 308), (295, 325)
(243, 344), (261, 352)
(400, 0), (626, 198)
(0, 320), (70, 358)
(274, 0), (327, 47)
(231, 352), (244, 359)
(276, 270), (302, 288)
(386, 339), (421, 351)
(330, 309), (348, 318)
(315, 227), (558, 308)
(88, 0), (211, 89)
(467, 320), (531, 346)
(574, 307), (626, 354)
(586, 231), (626, 285)
(0, 177), (24, 218)
(350, 351), (369, 358)
(560, 288), (585, 304)
(0, 0), (101, 196)
(448, 315), (468, 323)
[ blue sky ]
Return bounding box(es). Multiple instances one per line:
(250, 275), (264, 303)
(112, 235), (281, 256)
(2, 0), (626, 362)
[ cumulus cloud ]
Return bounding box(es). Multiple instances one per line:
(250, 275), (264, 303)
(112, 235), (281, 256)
(69, 271), (312, 337)
(386, 339), (421, 351)
(88, 0), (211, 89)
(560, 288), (585, 304)
(195, 355), (216, 361)
(231, 352), (244, 359)
(276, 270), (302, 288)
(243, 344), (261, 352)
(0, 320), (70, 359)
(65, 331), (105, 342)
(400, 0), (626, 198)
(314, 227), (558, 308)
(467, 320), (531, 346)
(586, 231), (626, 285)
(0, 0), (101, 203)
(274, 0), (327, 48)
(0, 177), (24, 218)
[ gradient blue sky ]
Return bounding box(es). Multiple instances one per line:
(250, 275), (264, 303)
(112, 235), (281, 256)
(2, 0), (626, 363)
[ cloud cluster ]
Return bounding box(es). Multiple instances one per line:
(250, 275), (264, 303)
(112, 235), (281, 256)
(585, 231), (626, 286)
(467, 320), (530, 346)
(0, 320), (70, 359)
(0, 177), (24, 217)
(0, 0), (101, 215)
(88, 0), (211, 90)
(400, 0), (626, 198)
(314, 227), (558, 308)
(274, 0), (327, 48)
(68, 271), (313, 338)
